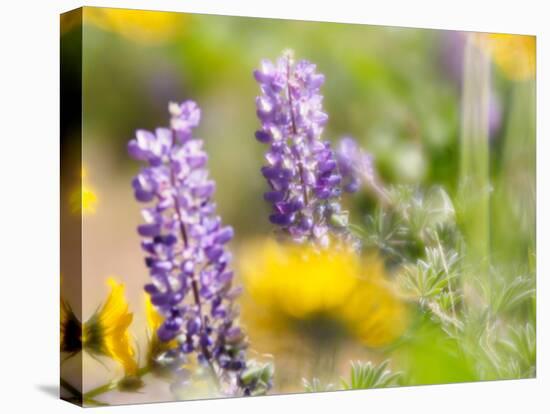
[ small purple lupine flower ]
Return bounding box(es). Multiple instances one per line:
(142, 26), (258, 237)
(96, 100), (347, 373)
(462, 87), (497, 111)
(129, 101), (270, 395)
(335, 136), (390, 204)
(335, 137), (375, 193)
(254, 51), (348, 246)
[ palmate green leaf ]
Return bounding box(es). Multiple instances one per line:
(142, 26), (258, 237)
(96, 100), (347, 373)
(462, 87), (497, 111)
(398, 246), (460, 302)
(302, 378), (333, 393)
(399, 261), (446, 300)
(492, 276), (535, 315)
(341, 360), (401, 390)
(498, 322), (536, 378)
(360, 185), (460, 268)
(494, 276), (535, 314)
(473, 268), (535, 316)
(388, 185), (456, 245)
(436, 290), (463, 314)
(360, 208), (412, 264)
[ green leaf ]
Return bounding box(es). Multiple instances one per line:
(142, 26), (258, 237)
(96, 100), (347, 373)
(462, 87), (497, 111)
(341, 360), (401, 390)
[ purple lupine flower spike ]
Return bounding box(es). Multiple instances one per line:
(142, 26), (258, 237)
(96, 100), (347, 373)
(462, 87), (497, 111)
(254, 50), (347, 246)
(129, 101), (271, 395)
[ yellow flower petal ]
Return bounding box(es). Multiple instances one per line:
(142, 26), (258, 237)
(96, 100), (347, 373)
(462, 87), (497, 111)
(145, 293), (164, 333)
(240, 239), (409, 347)
(339, 273), (409, 348)
(84, 8), (185, 44)
(69, 167), (98, 216)
(84, 277), (138, 376)
(475, 33), (536, 80)
(241, 240), (360, 319)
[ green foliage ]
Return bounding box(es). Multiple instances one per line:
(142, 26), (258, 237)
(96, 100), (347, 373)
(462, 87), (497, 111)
(303, 360), (401, 393)
(395, 314), (476, 385)
(476, 272), (535, 316)
(341, 360), (401, 390)
(240, 360), (275, 396)
(360, 185), (459, 267)
(359, 181), (536, 386)
(497, 322), (536, 378)
(302, 378), (333, 393)
(398, 246), (460, 303)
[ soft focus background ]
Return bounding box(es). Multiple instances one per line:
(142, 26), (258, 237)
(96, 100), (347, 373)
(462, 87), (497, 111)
(60, 7), (535, 405)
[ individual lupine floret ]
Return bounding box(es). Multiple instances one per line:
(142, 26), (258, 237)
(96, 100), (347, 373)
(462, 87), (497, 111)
(335, 136), (389, 203)
(254, 51), (348, 246)
(335, 137), (375, 193)
(128, 100), (271, 396)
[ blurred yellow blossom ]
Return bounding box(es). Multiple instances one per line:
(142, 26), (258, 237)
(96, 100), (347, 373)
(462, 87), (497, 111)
(144, 294), (180, 376)
(145, 293), (163, 334)
(81, 184), (98, 215)
(70, 167), (98, 216)
(83, 278), (138, 376)
(475, 33), (535, 80)
(84, 8), (185, 44)
(240, 240), (409, 348)
(340, 264), (410, 347)
(242, 240), (360, 319)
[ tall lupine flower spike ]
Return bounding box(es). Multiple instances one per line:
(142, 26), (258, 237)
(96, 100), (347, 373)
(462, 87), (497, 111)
(128, 101), (271, 396)
(254, 50), (348, 247)
(335, 136), (390, 204)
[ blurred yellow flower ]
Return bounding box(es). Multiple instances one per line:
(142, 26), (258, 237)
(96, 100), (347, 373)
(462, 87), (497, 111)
(240, 240), (409, 348)
(243, 240), (360, 319)
(70, 167), (98, 216)
(83, 278), (138, 376)
(145, 293), (163, 334)
(340, 265), (409, 347)
(84, 8), (185, 44)
(475, 33), (535, 80)
(81, 185), (98, 215)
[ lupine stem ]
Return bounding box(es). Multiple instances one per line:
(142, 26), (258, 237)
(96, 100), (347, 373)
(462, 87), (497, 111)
(434, 231), (458, 333)
(78, 366), (151, 401)
(286, 56), (310, 210)
(169, 129), (221, 390)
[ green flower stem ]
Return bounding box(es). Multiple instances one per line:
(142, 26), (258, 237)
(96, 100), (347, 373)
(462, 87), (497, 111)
(492, 80), (536, 274)
(82, 366), (151, 401)
(434, 231), (459, 332)
(458, 33), (491, 309)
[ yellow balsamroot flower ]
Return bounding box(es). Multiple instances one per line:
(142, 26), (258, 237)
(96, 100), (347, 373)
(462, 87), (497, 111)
(145, 295), (172, 369)
(339, 258), (410, 347)
(83, 278), (138, 376)
(474, 33), (535, 80)
(70, 167), (98, 216)
(81, 184), (98, 215)
(145, 293), (163, 334)
(240, 240), (409, 348)
(84, 8), (185, 44)
(243, 240), (360, 319)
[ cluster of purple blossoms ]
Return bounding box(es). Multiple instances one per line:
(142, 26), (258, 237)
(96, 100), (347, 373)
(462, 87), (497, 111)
(335, 136), (375, 193)
(335, 136), (389, 204)
(128, 101), (271, 395)
(253, 51), (349, 247)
